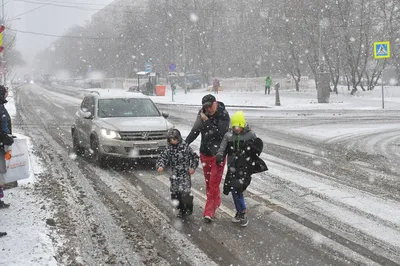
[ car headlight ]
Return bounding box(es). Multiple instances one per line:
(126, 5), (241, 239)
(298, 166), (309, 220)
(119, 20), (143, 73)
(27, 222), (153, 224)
(101, 129), (121, 139)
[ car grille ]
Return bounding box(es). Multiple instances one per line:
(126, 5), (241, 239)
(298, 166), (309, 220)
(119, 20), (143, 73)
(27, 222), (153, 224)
(139, 149), (163, 156)
(124, 147), (164, 156)
(119, 131), (167, 141)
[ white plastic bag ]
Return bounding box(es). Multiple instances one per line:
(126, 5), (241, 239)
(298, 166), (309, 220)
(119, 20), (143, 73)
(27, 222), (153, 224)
(3, 137), (30, 183)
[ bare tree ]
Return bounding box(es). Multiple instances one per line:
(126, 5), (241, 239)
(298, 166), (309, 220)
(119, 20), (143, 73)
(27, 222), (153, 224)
(35, 0), (400, 94)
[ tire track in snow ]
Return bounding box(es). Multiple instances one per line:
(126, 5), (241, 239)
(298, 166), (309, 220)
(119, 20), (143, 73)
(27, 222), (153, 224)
(157, 121), (398, 265)
(163, 105), (400, 265)
(15, 87), (164, 265)
(32, 84), (400, 264)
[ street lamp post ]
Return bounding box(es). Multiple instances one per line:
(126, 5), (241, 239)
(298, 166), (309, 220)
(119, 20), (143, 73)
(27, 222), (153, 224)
(2, 0), (4, 21)
(1, 0), (4, 86)
(319, 21), (322, 72)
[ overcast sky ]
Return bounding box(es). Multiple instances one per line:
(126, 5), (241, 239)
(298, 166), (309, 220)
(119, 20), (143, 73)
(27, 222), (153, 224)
(5, 0), (114, 65)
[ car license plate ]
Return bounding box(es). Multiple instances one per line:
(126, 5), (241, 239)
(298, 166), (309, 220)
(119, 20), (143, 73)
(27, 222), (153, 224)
(134, 143), (158, 149)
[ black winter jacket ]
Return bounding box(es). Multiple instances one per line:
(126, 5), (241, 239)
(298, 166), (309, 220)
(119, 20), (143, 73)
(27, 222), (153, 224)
(156, 140), (199, 194)
(185, 102), (230, 156)
(216, 126), (268, 195)
(0, 104), (13, 148)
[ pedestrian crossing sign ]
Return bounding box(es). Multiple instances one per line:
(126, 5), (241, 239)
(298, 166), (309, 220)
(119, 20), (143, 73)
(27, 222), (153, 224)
(374, 41), (390, 59)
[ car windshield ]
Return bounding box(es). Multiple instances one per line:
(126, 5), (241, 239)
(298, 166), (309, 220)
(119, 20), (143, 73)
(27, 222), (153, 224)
(98, 98), (160, 118)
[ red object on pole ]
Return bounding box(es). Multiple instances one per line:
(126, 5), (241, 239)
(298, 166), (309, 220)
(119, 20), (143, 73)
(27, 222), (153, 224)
(155, 85), (166, 96)
(0, 25), (4, 53)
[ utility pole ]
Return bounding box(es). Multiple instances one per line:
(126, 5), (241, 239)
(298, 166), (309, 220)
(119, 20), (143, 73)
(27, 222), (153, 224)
(1, 0), (5, 86)
(182, 29), (186, 94)
(165, 0), (171, 63)
(182, 30), (186, 74)
(318, 22), (322, 72)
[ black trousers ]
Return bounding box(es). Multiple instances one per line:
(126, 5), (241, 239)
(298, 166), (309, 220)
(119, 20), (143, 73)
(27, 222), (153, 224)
(265, 86), (270, 94)
(171, 192), (193, 213)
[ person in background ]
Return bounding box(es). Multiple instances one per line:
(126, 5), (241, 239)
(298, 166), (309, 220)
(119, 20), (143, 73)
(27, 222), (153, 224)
(216, 111), (268, 227)
(0, 85), (13, 209)
(185, 94), (230, 222)
(265, 76), (272, 95)
(146, 79), (153, 96)
(171, 80), (177, 95)
(212, 78), (220, 94)
(157, 129), (199, 218)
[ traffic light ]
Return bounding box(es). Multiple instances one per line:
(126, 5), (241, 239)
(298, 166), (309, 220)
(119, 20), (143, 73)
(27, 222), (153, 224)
(0, 25), (5, 53)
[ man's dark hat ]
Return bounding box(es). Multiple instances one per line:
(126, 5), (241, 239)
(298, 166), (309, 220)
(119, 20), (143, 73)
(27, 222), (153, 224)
(202, 94), (216, 107)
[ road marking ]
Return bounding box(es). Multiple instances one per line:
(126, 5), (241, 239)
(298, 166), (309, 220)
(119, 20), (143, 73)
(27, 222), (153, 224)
(155, 174), (236, 217)
(52, 102), (66, 110)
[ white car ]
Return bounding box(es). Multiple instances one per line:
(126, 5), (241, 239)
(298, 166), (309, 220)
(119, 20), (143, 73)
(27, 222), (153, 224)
(71, 90), (173, 167)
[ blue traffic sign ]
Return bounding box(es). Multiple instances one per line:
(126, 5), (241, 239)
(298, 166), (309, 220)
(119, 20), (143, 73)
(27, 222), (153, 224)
(374, 41), (390, 59)
(168, 63), (177, 72)
(145, 62), (152, 72)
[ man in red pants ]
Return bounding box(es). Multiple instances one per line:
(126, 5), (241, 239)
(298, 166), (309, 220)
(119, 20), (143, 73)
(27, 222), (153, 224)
(186, 94), (230, 222)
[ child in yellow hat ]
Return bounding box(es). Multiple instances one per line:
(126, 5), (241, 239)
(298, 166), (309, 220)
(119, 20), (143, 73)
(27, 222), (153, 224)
(216, 111), (267, 227)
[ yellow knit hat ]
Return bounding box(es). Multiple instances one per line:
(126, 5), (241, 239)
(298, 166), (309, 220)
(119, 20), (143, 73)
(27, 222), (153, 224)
(231, 111), (246, 128)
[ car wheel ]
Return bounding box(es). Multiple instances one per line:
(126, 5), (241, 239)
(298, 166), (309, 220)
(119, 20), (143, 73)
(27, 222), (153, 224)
(90, 136), (107, 168)
(72, 130), (85, 156)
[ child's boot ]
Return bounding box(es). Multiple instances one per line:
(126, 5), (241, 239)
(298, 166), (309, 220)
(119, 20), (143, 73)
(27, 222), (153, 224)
(239, 212), (248, 227)
(231, 212), (240, 223)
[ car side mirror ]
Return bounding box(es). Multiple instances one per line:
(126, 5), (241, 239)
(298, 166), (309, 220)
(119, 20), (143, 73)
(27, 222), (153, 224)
(162, 112), (169, 118)
(83, 111), (93, 119)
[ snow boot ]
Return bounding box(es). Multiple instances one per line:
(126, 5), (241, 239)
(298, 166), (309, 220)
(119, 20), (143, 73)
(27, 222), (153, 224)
(231, 212), (240, 223)
(0, 200), (10, 209)
(239, 212), (248, 227)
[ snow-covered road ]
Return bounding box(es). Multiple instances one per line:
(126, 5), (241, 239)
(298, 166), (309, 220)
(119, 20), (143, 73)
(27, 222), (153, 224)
(3, 83), (400, 265)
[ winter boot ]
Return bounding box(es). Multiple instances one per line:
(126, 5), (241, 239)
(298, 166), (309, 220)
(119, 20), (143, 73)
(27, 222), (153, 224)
(176, 209), (184, 218)
(239, 212), (248, 227)
(181, 194), (193, 217)
(0, 200), (10, 209)
(231, 212), (240, 223)
(184, 209), (193, 217)
(4, 181), (18, 189)
(203, 216), (213, 223)
(0, 232), (6, 237)
(171, 193), (183, 209)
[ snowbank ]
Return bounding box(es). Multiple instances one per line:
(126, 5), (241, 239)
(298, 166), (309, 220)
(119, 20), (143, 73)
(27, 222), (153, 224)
(0, 89), (57, 266)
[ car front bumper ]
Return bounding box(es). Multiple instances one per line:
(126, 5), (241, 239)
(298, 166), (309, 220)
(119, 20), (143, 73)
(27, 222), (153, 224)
(99, 137), (168, 159)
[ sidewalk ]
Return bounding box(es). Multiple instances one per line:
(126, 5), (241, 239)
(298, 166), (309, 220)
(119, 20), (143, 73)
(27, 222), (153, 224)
(150, 85), (400, 110)
(50, 82), (400, 110)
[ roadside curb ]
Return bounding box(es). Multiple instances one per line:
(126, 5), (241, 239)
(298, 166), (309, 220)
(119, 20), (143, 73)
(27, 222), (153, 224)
(154, 102), (271, 109)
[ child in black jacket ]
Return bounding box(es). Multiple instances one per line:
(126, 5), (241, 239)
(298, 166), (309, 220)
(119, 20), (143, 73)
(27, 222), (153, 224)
(157, 129), (199, 217)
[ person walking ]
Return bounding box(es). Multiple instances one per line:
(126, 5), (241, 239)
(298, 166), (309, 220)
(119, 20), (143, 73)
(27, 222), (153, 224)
(185, 94), (230, 222)
(212, 78), (220, 94)
(216, 111), (268, 227)
(171, 81), (177, 95)
(265, 76), (272, 95)
(0, 85), (13, 209)
(145, 79), (153, 96)
(157, 129), (199, 217)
